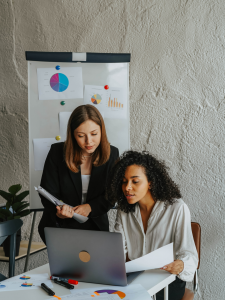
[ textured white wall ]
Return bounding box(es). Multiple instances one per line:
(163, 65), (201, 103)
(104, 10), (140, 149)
(0, 0), (225, 298)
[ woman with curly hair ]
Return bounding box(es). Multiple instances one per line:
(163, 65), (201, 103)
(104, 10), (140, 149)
(106, 151), (198, 300)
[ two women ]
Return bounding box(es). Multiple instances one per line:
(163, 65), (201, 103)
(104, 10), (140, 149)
(38, 105), (119, 243)
(39, 104), (198, 300)
(106, 151), (198, 300)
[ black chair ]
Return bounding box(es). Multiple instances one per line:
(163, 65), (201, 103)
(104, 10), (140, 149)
(0, 219), (23, 280)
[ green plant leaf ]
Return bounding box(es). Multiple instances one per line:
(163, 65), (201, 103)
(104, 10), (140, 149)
(18, 209), (30, 218)
(8, 184), (22, 195)
(0, 190), (13, 201)
(0, 208), (12, 217)
(14, 191), (29, 203)
(0, 212), (6, 220)
(12, 201), (27, 212)
(14, 203), (30, 214)
(14, 216), (21, 219)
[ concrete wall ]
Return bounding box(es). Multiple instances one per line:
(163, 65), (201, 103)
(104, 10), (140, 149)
(0, 0), (224, 298)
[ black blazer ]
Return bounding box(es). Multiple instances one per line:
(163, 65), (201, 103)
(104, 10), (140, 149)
(38, 143), (119, 242)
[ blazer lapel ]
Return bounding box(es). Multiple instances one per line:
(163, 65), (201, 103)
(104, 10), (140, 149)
(68, 168), (82, 202)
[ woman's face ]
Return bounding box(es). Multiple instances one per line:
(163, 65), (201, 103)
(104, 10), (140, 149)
(74, 120), (101, 155)
(122, 165), (151, 204)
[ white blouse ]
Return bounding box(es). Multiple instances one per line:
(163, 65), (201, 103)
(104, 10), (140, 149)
(81, 175), (91, 204)
(114, 199), (198, 282)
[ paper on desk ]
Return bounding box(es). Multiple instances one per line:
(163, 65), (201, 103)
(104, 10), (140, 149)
(0, 273), (53, 292)
(70, 284), (152, 300)
(47, 294), (120, 300)
(125, 243), (174, 274)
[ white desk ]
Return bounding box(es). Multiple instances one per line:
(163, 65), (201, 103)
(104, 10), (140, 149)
(1, 264), (175, 300)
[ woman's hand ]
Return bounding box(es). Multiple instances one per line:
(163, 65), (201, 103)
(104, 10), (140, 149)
(73, 204), (92, 217)
(56, 205), (74, 219)
(160, 260), (184, 275)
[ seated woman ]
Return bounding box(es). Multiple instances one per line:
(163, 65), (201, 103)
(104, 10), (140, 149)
(106, 151), (198, 300)
(38, 105), (119, 244)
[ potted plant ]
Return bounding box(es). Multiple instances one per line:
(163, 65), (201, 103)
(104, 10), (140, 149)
(0, 184), (30, 257)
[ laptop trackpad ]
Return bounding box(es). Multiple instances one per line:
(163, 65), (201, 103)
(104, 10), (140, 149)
(126, 271), (144, 285)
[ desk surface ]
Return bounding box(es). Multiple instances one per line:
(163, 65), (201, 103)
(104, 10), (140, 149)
(0, 263), (175, 299)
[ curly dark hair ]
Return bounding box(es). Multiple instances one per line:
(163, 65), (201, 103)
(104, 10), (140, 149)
(106, 151), (181, 213)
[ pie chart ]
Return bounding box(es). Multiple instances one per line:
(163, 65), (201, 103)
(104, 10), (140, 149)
(20, 275), (31, 280)
(91, 94), (102, 104)
(0, 285), (6, 289)
(21, 283), (33, 287)
(50, 73), (69, 92)
(95, 289), (126, 299)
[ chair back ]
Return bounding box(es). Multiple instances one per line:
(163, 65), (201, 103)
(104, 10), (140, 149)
(191, 222), (201, 269)
(0, 219), (23, 244)
(0, 219), (23, 278)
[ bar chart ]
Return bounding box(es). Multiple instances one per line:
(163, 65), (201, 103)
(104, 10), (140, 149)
(108, 97), (123, 109)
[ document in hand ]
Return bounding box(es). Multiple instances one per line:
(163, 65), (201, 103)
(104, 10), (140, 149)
(125, 243), (174, 273)
(35, 186), (88, 223)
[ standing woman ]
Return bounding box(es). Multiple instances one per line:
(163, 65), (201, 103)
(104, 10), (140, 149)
(38, 105), (119, 244)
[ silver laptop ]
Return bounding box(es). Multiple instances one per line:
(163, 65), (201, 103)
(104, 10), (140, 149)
(44, 228), (143, 286)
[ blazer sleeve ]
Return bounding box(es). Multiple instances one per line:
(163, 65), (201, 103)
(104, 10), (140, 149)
(88, 146), (119, 218)
(39, 144), (62, 225)
(174, 203), (199, 282)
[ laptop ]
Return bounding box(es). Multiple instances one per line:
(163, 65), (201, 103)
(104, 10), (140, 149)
(44, 228), (143, 286)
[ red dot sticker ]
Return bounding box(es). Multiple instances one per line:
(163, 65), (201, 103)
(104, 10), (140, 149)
(104, 85), (109, 90)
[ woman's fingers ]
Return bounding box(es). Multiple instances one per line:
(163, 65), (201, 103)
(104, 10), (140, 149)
(56, 204), (74, 219)
(160, 260), (184, 275)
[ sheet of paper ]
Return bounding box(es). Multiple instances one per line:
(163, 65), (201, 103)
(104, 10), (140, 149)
(70, 284), (152, 300)
(0, 273), (52, 292)
(37, 67), (83, 100)
(59, 112), (72, 140)
(33, 138), (60, 171)
(47, 294), (120, 300)
(125, 243), (174, 273)
(84, 85), (127, 119)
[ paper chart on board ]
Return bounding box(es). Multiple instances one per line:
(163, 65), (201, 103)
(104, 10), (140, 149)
(84, 85), (127, 119)
(125, 243), (174, 273)
(0, 273), (52, 292)
(69, 284), (152, 300)
(59, 112), (72, 140)
(33, 138), (61, 171)
(37, 67), (83, 100)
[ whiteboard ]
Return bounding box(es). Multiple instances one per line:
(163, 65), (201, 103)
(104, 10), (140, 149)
(28, 55), (130, 210)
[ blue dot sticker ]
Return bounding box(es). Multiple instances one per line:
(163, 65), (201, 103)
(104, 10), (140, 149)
(56, 65), (60, 70)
